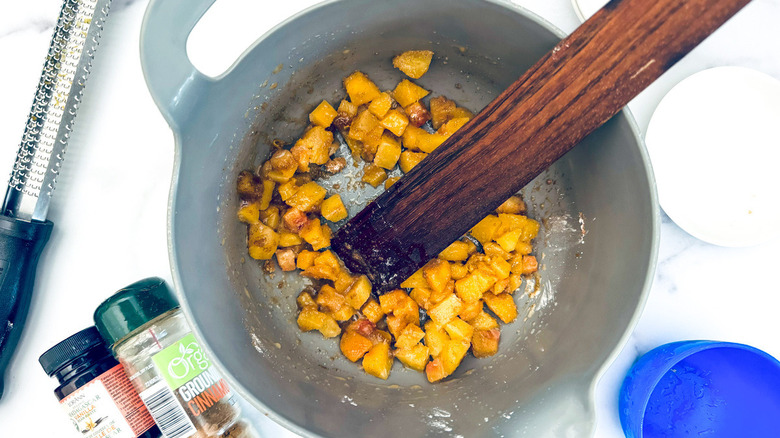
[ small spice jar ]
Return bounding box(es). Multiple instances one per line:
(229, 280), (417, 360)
(93, 278), (253, 438)
(39, 326), (161, 438)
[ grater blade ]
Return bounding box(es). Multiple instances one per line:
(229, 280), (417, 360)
(1, 0), (112, 222)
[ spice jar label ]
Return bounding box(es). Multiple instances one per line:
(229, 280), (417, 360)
(59, 364), (155, 438)
(139, 332), (235, 438)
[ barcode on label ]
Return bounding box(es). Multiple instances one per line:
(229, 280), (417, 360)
(140, 382), (196, 438)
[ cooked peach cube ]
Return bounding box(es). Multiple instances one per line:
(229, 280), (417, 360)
(361, 125), (385, 155)
(297, 307), (340, 338)
(450, 262), (469, 280)
(361, 163), (387, 188)
(472, 328), (500, 358)
(340, 330), (373, 362)
(401, 124), (426, 151)
(348, 109), (380, 142)
(416, 132), (447, 153)
(277, 179), (299, 201)
(368, 92), (394, 118)
(395, 343), (430, 372)
(296, 291), (316, 308)
(334, 271), (356, 294)
(428, 294), (463, 327)
(282, 207), (309, 233)
(404, 101), (431, 127)
(296, 250), (318, 270)
(384, 176), (400, 190)
(237, 202), (261, 224)
(436, 117), (470, 137)
(267, 149), (298, 183)
(483, 292), (518, 323)
(399, 150), (427, 173)
(395, 324), (425, 350)
(521, 255), (539, 274)
(298, 126), (334, 166)
(455, 269), (495, 302)
(321, 194), (348, 222)
(286, 181), (327, 212)
(458, 299), (483, 322)
(248, 222), (279, 260)
(299, 218), (331, 250)
(438, 241), (470, 261)
(393, 79), (430, 108)
(309, 100), (338, 127)
(260, 206), (280, 230)
(344, 71), (381, 106)
(314, 250), (340, 271)
(362, 343), (393, 380)
(423, 259), (451, 293)
(494, 228), (522, 252)
(428, 279), (455, 307)
(444, 317), (474, 341)
(330, 304), (355, 322)
(429, 95), (456, 130)
(470, 215), (501, 244)
(425, 357), (447, 383)
(424, 320), (450, 358)
(278, 232), (303, 247)
(441, 339), (471, 374)
(507, 273), (523, 294)
(236, 170), (261, 200)
(338, 99), (358, 118)
(361, 299), (384, 324)
(400, 268), (427, 289)
(345, 275), (372, 309)
(451, 107), (474, 120)
(301, 264), (338, 282)
(487, 256), (511, 280)
(393, 50), (434, 79)
(469, 311), (499, 331)
(275, 249), (296, 271)
(409, 287), (431, 310)
(373, 135), (402, 170)
(496, 195), (526, 214)
(380, 109), (409, 136)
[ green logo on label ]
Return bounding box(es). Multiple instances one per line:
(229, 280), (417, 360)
(152, 333), (211, 389)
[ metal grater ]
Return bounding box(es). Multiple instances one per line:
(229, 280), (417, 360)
(0, 0), (112, 399)
(2, 0), (112, 222)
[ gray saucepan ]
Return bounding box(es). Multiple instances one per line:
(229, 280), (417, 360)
(139, 0), (659, 436)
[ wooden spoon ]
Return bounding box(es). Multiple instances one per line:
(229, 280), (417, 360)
(332, 0), (751, 292)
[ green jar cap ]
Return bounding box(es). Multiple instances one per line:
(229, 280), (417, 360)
(93, 277), (180, 347)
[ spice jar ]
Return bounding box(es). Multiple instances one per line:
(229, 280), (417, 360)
(39, 326), (161, 438)
(94, 278), (254, 438)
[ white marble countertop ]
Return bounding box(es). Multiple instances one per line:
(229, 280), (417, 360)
(0, 0), (778, 437)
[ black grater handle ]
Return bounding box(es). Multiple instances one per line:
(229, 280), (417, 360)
(0, 214), (53, 399)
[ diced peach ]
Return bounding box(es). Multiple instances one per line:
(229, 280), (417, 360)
(400, 268), (427, 289)
(401, 124), (426, 151)
(444, 317), (474, 341)
(277, 179), (299, 201)
(470, 215), (502, 244)
(301, 264), (338, 281)
(296, 250), (318, 270)
(455, 269), (495, 302)
(345, 275), (371, 309)
(409, 287), (432, 310)
(361, 299), (384, 324)
(496, 195), (526, 214)
(470, 311), (499, 331)
(361, 164), (387, 188)
(404, 101), (431, 127)
(247, 222), (279, 260)
(385, 176), (400, 189)
(267, 149), (298, 183)
(296, 291), (315, 309)
(286, 182), (327, 212)
(472, 328), (501, 358)
(334, 271), (356, 293)
(495, 229), (522, 252)
(423, 259), (451, 294)
(437, 117), (469, 137)
(380, 109), (409, 136)
(450, 263), (469, 280)
(330, 304), (355, 322)
(441, 339), (471, 374)
(297, 307), (340, 338)
(393, 79), (429, 108)
(237, 202), (261, 224)
(487, 256), (511, 280)
(321, 195), (348, 222)
(416, 132), (447, 153)
(373, 134), (402, 170)
(429, 96), (455, 130)
(338, 99), (358, 118)
(299, 218), (331, 251)
(425, 357), (447, 383)
(458, 299), (483, 322)
(393, 50), (434, 79)
(521, 255), (538, 275)
(428, 294), (463, 327)
(348, 109), (380, 142)
(399, 150), (427, 173)
(438, 241), (470, 261)
(483, 292), (518, 324)
(424, 321), (450, 358)
(282, 207), (309, 233)
(362, 343), (393, 380)
(343, 71), (381, 106)
(428, 280), (455, 307)
(309, 100), (338, 127)
(236, 170), (262, 200)
(340, 330), (373, 362)
(395, 343), (430, 372)
(368, 92), (393, 118)
(395, 324), (425, 350)
(275, 249), (297, 271)
(507, 274), (523, 294)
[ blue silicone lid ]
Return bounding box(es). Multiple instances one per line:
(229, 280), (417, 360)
(619, 340), (780, 437)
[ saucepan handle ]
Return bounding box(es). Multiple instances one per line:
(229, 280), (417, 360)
(139, 0), (217, 129)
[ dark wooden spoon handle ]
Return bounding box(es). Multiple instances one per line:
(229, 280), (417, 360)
(332, 0), (751, 292)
